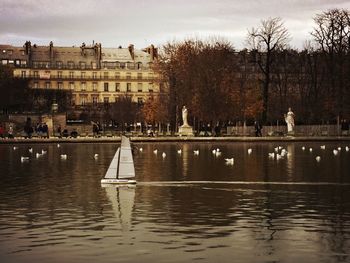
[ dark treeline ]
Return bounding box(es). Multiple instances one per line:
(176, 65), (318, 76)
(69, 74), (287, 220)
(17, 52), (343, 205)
(0, 65), (72, 114)
(150, 8), (350, 128)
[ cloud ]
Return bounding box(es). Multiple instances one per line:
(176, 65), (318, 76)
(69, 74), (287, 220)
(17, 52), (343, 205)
(0, 0), (350, 49)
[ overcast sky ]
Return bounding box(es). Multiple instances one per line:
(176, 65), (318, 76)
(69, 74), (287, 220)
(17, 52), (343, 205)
(1, 0), (350, 50)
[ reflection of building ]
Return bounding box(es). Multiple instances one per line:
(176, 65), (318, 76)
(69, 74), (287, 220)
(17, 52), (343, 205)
(0, 41), (163, 106)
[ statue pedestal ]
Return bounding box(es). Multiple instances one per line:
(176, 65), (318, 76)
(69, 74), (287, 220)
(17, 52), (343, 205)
(178, 125), (194, 136)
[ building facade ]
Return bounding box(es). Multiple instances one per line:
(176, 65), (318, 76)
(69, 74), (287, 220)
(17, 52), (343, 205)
(0, 41), (163, 106)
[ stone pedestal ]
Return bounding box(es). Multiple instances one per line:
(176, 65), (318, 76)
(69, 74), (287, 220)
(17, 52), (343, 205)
(178, 125), (194, 136)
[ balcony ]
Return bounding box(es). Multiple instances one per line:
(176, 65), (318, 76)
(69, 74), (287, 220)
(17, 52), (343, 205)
(26, 75), (156, 81)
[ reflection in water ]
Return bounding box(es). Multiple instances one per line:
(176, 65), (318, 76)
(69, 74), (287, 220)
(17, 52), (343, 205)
(286, 144), (295, 178)
(103, 185), (135, 231)
(0, 142), (349, 263)
(182, 144), (189, 178)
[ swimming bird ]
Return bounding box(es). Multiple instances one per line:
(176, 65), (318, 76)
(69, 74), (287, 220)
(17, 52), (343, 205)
(28, 148), (33, 153)
(268, 152), (275, 158)
(302, 146), (305, 150)
(212, 149), (217, 154)
(94, 154), (99, 159)
(315, 156), (321, 162)
(193, 150), (199, 155)
(35, 153), (42, 158)
(309, 148), (313, 152)
(21, 156), (29, 162)
(333, 149), (339, 156)
(215, 151), (221, 157)
(177, 149), (182, 154)
(274, 147), (279, 152)
(57, 143), (60, 148)
(13, 146), (18, 150)
(338, 147), (341, 151)
(60, 154), (67, 159)
(247, 148), (252, 155)
(153, 149), (158, 154)
(320, 145), (326, 150)
(139, 147), (143, 152)
(346, 146), (349, 152)
(162, 152), (166, 158)
(276, 154), (282, 160)
(224, 158), (234, 165)
(41, 149), (47, 154)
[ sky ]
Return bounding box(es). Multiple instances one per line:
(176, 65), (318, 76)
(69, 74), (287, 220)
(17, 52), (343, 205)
(1, 0), (350, 50)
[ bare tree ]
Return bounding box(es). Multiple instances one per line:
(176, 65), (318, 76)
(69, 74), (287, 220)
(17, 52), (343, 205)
(311, 9), (350, 118)
(247, 17), (290, 122)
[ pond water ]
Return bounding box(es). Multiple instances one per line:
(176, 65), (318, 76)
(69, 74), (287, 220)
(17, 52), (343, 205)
(0, 141), (350, 263)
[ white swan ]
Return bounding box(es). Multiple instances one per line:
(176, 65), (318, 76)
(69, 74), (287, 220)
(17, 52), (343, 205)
(21, 156), (29, 162)
(177, 149), (182, 154)
(315, 156), (321, 162)
(247, 148), (252, 154)
(162, 152), (166, 158)
(193, 150), (199, 155)
(153, 149), (158, 154)
(224, 158), (234, 165)
(60, 154), (67, 159)
(333, 149), (338, 156)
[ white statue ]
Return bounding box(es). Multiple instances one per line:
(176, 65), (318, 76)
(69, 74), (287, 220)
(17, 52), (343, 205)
(284, 107), (295, 133)
(182, 106), (189, 126)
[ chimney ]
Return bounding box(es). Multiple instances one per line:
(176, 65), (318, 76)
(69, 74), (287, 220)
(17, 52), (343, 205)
(49, 41), (54, 61)
(148, 44), (158, 61)
(24, 41), (31, 55)
(128, 44), (134, 60)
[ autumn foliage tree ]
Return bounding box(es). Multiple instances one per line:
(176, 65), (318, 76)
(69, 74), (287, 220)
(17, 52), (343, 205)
(155, 38), (263, 131)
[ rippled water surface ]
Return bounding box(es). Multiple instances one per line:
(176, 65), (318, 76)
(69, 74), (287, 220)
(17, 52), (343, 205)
(0, 141), (350, 263)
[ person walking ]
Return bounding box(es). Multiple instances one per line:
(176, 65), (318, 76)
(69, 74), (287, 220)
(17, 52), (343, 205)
(254, 120), (263, 137)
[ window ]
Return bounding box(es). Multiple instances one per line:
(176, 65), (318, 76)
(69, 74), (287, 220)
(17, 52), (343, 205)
(91, 62), (97, 69)
(81, 82), (86, 91)
(58, 71), (62, 78)
(137, 83), (142, 92)
(34, 71), (39, 78)
(104, 82), (109, 92)
(68, 61), (74, 69)
(127, 62), (135, 69)
(120, 62), (125, 69)
(21, 60), (27, 66)
(137, 73), (142, 79)
(81, 96), (87, 105)
(93, 82), (97, 91)
(21, 71), (26, 78)
(45, 82), (51, 89)
(103, 72), (109, 79)
(127, 83), (131, 92)
(137, 62), (142, 70)
(103, 97), (109, 104)
(80, 62), (86, 69)
(81, 72), (86, 79)
(93, 72), (97, 79)
(137, 97), (143, 105)
(92, 96), (98, 105)
(69, 82), (75, 90)
(1, 60), (7, 65)
(69, 71), (74, 78)
(126, 72), (131, 80)
(115, 83), (120, 92)
(34, 82), (38, 89)
(115, 72), (120, 79)
(58, 82), (63, 90)
(56, 61), (63, 69)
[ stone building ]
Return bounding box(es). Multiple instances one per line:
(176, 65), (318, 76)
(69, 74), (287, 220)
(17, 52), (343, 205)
(0, 41), (163, 107)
